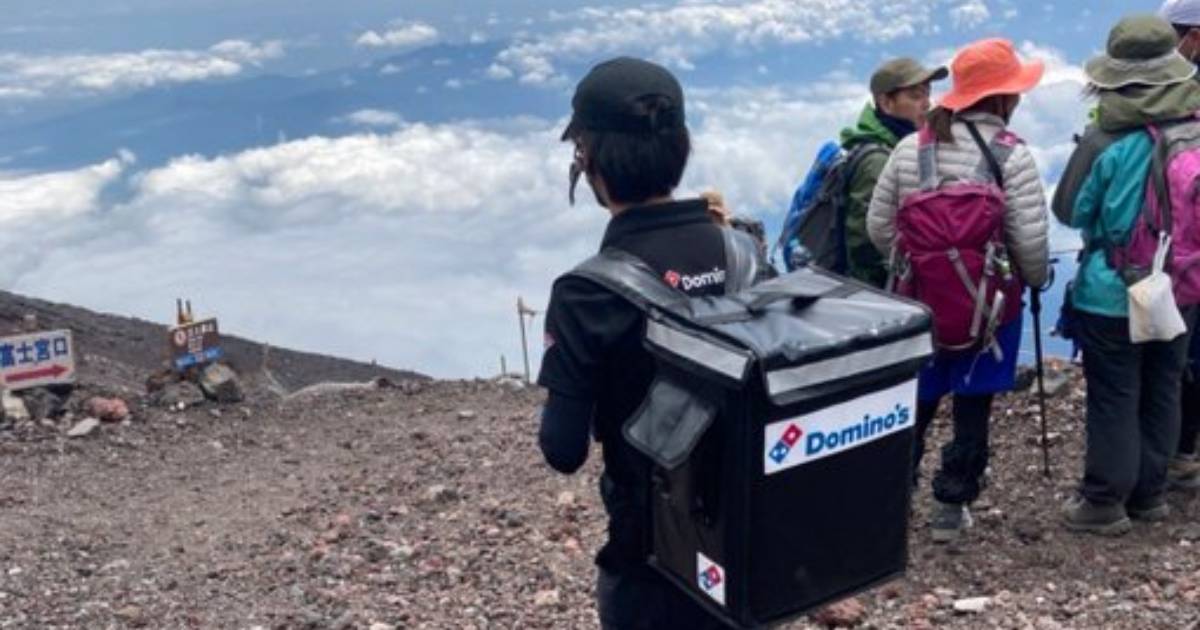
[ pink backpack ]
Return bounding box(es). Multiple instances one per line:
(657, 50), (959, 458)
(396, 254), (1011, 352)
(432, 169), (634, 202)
(1108, 118), (1200, 306)
(890, 122), (1024, 354)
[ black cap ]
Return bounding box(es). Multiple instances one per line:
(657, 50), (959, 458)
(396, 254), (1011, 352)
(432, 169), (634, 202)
(561, 57), (686, 140)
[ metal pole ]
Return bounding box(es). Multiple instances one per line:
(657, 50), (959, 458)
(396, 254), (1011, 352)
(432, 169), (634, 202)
(1031, 287), (1051, 477)
(518, 299), (531, 383)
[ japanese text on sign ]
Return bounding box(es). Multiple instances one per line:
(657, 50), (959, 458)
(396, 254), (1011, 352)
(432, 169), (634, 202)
(0, 329), (76, 391)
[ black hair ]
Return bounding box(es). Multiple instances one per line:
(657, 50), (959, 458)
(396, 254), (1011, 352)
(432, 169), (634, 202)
(1174, 23), (1196, 39)
(573, 95), (691, 205)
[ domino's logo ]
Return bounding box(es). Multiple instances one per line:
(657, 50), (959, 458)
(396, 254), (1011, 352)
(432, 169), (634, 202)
(696, 552), (726, 606)
(699, 566), (722, 590)
(768, 423), (803, 464)
(764, 380), (918, 475)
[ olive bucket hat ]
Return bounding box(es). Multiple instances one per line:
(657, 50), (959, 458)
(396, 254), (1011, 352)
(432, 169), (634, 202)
(1085, 14), (1197, 89)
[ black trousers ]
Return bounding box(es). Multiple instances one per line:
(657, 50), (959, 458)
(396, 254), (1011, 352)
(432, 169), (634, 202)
(597, 565), (729, 630)
(1076, 310), (1191, 505)
(1181, 365), (1200, 457)
(912, 393), (994, 504)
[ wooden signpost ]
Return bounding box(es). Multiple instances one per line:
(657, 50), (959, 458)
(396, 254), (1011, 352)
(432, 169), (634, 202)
(169, 299), (224, 372)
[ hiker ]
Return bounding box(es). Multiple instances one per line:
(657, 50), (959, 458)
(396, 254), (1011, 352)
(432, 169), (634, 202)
(841, 59), (947, 287)
(866, 38), (1049, 543)
(1052, 14), (1200, 534)
(1160, 0), (1200, 490)
(777, 59), (946, 283)
(537, 56), (731, 629)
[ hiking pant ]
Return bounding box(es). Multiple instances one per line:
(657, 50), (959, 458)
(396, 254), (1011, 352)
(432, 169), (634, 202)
(912, 393), (994, 505)
(1076, 310), (1192, 505)
(1181, 376), (1200, 457)
(597, 565), (729, 630)
(1180, 332), (1200, 457)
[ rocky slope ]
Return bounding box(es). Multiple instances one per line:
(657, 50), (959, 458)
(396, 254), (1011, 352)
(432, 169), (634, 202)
(0, 292), (1197, 629)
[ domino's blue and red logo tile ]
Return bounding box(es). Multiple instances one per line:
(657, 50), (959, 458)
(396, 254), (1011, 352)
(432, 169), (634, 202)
(696, 552), (727, 606)
(768, 423), (803, 465)
(699, 565), (722, 590)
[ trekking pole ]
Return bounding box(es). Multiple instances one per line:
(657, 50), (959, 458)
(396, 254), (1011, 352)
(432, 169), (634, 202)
(1030, 285), (1051, 478)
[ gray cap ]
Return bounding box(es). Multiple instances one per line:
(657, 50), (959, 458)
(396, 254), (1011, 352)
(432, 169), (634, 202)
(869, 58), (949, 97)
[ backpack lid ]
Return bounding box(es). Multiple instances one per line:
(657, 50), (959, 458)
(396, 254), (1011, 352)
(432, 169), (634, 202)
(666, 270), (933, 403)
(571, 235), (933, 405)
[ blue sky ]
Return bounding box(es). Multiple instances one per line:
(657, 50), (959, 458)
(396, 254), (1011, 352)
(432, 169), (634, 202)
(0, 1), (1174, 376)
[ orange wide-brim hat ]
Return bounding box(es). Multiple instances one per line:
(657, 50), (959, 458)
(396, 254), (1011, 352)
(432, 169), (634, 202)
(938, 38), (1045, 111)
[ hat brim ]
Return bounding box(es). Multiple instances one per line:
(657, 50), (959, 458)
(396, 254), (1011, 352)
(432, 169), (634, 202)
(560, 118), (579, 141)
(938, 59), (1046, 111)
(902, 66), (950, 89)
(1084, 51), (1198, 90)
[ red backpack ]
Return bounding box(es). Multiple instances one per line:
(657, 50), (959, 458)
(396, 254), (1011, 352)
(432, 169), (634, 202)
(889, 122), (1024, 355)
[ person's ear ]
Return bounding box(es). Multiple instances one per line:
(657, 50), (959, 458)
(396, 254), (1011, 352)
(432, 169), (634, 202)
(875, 94), (892, 116)
(1187, 29), (1200, 61)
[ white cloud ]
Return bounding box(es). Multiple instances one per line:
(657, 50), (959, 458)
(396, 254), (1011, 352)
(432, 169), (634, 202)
(949, 0), (990, 29)
(487, 0), (993, 84)
(355, 21), (439, 49)
(485, 63), (515, 80)
(0, 41), (1091, 378)
(0, 39), (285, 99)
(333, 109), (406, 128)
(0, 153), (131, 223)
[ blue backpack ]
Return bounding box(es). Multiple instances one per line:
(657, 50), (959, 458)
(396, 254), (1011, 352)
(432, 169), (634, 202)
(774, 141), (887, 272)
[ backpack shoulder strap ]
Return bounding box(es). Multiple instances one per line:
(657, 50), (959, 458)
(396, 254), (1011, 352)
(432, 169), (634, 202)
(723, 227), (760, 293)
(916, 126), (939, 191)
(840, 141), (890, 194)
(965, 121), (1021, 187)
(570, 249), (685, 316)
(844, 141), (889, 171)
(1147, 123), (1173, 235)
(569, 227), (760, 315)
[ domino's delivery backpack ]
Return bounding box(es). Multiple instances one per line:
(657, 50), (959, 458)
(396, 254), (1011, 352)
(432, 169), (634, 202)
(569, 229), (933, 628)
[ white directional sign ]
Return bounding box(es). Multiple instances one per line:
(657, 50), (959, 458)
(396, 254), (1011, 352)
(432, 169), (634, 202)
(0, 329), (76, 391)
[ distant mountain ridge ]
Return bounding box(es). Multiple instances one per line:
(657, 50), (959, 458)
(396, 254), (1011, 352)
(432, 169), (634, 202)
(0, 289), (425, 393)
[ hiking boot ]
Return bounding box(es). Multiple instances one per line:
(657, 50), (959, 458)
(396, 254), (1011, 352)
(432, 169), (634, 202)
(1127, 495), (1170, 522)
(1061, 496), (1132, 536)
(1167, 454), (1200, 491)
(931, 501), (972, 543)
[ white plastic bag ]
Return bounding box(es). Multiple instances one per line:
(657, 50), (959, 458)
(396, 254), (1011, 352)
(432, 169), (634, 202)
(1128, 233), (1187, 343)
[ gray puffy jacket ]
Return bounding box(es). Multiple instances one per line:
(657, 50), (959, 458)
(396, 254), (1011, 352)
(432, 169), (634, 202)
(866, 111), (1050, 288)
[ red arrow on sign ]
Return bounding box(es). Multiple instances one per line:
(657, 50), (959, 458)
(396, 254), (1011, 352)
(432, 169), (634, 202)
(6, 364), (70, 383)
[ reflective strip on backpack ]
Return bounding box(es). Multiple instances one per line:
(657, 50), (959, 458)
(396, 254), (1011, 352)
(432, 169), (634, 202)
(765, 332), (934, 395)
(645, 319), (751, 382)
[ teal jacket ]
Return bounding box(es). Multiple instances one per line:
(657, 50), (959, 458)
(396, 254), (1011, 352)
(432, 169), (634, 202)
(1055, 81), (1200, 318)
(1069, 131), (1153, 318)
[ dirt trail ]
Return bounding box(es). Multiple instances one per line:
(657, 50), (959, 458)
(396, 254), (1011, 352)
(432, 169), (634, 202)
(1, 371), (1199, 629)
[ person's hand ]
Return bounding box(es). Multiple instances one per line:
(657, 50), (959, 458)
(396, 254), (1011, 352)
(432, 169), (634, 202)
(701, 190), (731, 226)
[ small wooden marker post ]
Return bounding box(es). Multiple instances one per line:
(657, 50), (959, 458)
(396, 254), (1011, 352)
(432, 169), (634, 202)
(168, 298), (223, 372)
(517, 297), (538, 384)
